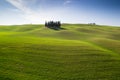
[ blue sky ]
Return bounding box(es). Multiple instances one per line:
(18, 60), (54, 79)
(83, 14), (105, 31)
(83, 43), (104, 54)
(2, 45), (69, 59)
(0, 0), (120, 26)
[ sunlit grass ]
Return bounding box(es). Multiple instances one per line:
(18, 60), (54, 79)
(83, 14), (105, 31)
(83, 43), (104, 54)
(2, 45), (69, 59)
(0, 24), (120, 80)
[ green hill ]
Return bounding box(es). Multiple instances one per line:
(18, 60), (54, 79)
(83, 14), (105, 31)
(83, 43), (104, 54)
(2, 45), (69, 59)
(0, 24), (120, 80)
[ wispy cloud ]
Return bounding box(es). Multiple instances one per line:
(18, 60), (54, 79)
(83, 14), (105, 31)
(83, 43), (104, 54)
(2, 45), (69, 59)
(6, 0), (73, 24)
(64, 0), (71, 5)
(6, 0), (40, 23)
(6, 0), (33, 14)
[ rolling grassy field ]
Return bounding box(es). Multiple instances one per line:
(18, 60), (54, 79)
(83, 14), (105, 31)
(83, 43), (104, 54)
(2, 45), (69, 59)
(0, 24), (120, 80)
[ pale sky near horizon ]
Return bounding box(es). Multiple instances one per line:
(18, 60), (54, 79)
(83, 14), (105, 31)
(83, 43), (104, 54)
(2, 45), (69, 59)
(0, 0), (120, 26)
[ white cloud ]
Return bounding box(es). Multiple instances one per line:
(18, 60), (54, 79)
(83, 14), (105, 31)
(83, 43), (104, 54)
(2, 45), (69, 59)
(6, 0), (33, 14)
(64, 0), (71, 5)
(6, 0), (75, 24)
(6, 0), (72, 24)
(6, 0), (39, 23)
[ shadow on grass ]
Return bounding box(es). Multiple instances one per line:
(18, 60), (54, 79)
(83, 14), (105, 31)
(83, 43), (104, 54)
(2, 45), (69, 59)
(0, 76), (14, 80)
(48, 27), (67, 31)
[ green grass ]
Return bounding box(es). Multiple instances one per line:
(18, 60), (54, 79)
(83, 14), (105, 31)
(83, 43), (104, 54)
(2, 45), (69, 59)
(0, 24), (120, 80)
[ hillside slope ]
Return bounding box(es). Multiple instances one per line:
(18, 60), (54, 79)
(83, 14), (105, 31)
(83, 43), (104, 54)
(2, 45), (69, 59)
(0, 24), (120, 80)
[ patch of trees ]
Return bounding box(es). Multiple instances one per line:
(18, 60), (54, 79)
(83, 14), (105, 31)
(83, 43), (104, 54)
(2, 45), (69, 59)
(45, 21), (61, 30)
(88, 23), (96, 25)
